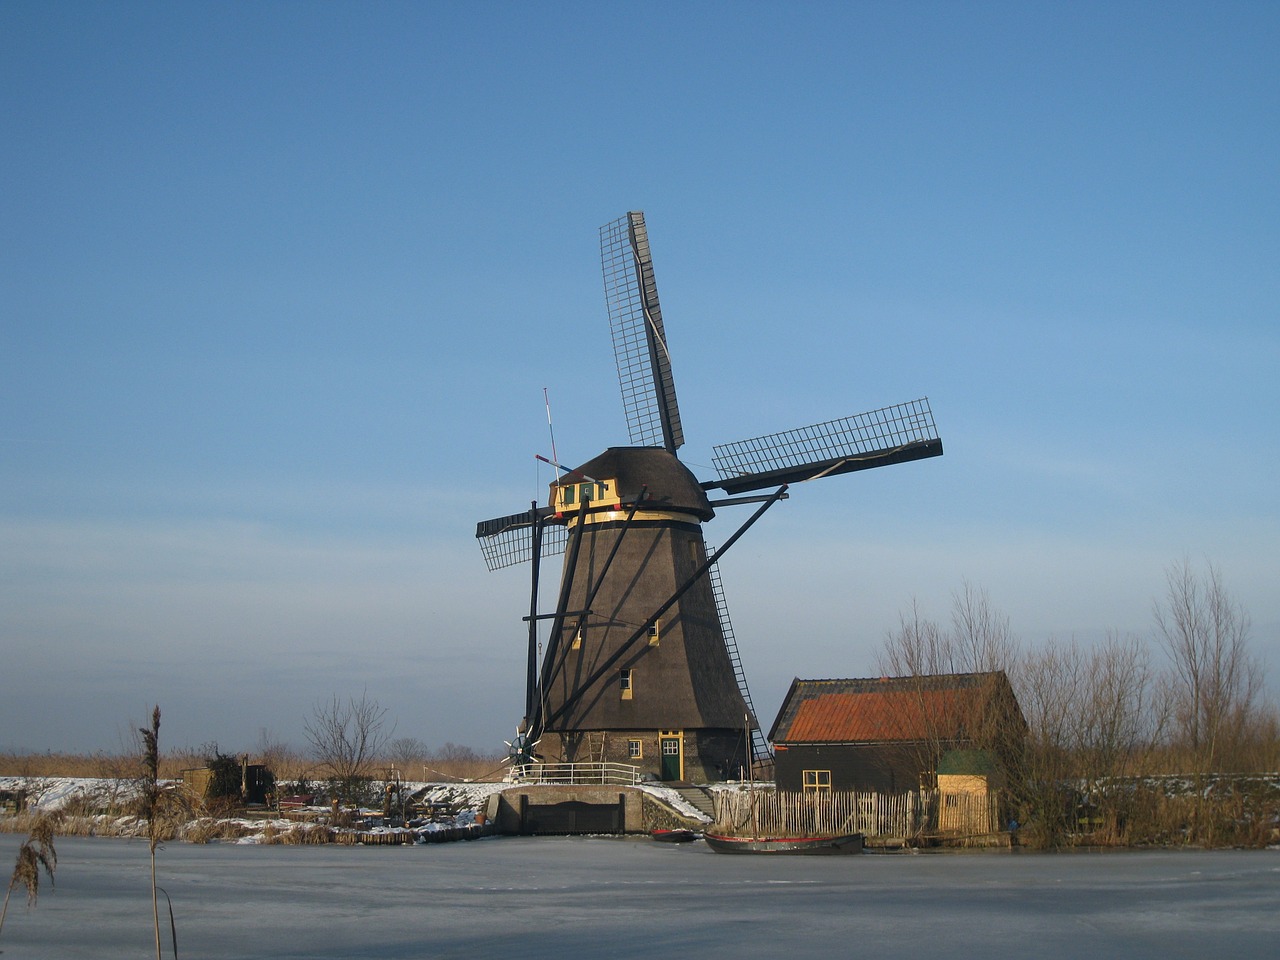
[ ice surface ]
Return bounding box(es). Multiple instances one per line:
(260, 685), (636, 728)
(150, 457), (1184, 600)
(0, 836), (1275, 959)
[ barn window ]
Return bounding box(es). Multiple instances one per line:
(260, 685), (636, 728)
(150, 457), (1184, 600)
(647, 621), (660, 646)
(802, 770), (832, 793)
(620, 669), (633, 699)
(628, 739), (642, 759)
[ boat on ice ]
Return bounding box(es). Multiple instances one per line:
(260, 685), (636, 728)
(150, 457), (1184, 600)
(702, 832), (864, 855)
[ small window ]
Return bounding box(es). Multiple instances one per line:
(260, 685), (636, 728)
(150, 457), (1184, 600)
(802, 770), (832, 793)
(628, 739), (642, 759)
(571, 629), (582, 650)
(647, 621), (660, 646)
(620, 668), (633, 700)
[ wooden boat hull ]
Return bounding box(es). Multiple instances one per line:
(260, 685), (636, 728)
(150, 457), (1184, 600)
(703, 832), (864, 855)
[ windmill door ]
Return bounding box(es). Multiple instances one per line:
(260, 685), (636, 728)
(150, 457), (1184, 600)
(660, 733), (682, 781)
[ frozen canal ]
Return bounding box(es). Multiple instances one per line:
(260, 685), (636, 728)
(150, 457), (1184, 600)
(1, 836), (1276, 959)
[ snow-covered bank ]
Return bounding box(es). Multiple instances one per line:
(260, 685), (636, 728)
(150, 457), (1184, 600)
(0, 776), (510, 844)
(0, 777), (713, 844)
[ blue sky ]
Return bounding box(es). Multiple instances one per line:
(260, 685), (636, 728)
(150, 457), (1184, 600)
(3, 2), (1277, 756)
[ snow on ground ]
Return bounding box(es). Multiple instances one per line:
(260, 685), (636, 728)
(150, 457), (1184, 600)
(402, 779), (508, 808)
(3, 776), (719, 843)
(0, 776), (144, 812)
(636, 782), (715, 821)
(0, 777), (510, 844)
(0, 776), (510, 814)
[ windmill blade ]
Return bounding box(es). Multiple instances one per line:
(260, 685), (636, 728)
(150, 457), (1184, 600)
(706, 397), (943, 495)
(475, 508), (568, 572)
(600, 211), (684, 454)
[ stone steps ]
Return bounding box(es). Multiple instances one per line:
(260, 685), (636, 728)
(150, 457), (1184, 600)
(673, 786), (716, 820)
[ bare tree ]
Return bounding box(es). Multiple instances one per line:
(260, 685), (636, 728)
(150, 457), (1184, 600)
(879, 583), (1018, 679)
(437, 742), (481, 763)
(1014, 639), (1083, 765)
(950, 580), (1018, 675)
(304, 692), (394, 801)
(1077, 632), (1164, 780)
(1153, 560), (1262, 772)
(1010, 637), (1085, 844)
(387, 737), (427, 776)
(879, 598), (946, 677)
(1011, 631), (1171, 845)
(877, 587), (1024, 802)
(254, 728), (306, 783)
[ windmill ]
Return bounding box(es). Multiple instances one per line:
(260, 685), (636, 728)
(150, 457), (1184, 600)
(476, 211), (942, 783)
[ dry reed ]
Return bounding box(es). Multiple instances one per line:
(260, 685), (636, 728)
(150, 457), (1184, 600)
(0, 811), (60, 942)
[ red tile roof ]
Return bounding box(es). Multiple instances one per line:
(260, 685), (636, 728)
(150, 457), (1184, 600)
(786, 688), (971, 742)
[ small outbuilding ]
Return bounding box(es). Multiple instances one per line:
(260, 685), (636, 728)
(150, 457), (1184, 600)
(768, 672), (1025, 799)
(181, 756), (273, 806)
(936, 748), (1004, 833)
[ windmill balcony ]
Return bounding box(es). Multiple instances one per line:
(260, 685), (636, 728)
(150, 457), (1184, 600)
(507, 761), (642, 787)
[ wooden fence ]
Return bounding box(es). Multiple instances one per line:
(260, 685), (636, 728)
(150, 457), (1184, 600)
(712, 788), (1001, 841)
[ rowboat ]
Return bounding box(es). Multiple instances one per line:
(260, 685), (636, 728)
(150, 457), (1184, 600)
(650, 828), (700, 843)
(702, 832), (864, 855)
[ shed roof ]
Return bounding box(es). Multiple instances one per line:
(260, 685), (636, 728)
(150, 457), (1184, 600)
(769, 673), (1017, 745)
(937, 749), (998, 776)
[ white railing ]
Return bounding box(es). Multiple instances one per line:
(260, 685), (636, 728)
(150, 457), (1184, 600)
(508, 762), (642, 786)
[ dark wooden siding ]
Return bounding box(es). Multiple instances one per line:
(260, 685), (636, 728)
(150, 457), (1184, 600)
(774, 742), (934, 793)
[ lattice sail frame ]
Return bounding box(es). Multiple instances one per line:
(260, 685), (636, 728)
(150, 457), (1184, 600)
(476, 514), (569, 572)
(600, 212), (684, 453)
(711, 398), (939, 482)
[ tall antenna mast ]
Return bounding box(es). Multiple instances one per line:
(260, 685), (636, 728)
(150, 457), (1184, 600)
(544, 387), (561, 479)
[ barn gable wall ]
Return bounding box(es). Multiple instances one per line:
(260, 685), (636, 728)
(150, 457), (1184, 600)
(775, 742), (933, 793)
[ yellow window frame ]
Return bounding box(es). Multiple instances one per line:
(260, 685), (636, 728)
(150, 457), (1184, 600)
(802, 769), (832, 793)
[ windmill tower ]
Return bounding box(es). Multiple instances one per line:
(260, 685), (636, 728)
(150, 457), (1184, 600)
(476, 212), (943, 783)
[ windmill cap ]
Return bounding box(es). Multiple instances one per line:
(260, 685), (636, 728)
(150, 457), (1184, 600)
(553, 447), (714, 521)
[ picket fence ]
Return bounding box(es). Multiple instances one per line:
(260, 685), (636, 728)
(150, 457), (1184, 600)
(712, 788), (1001, 841)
